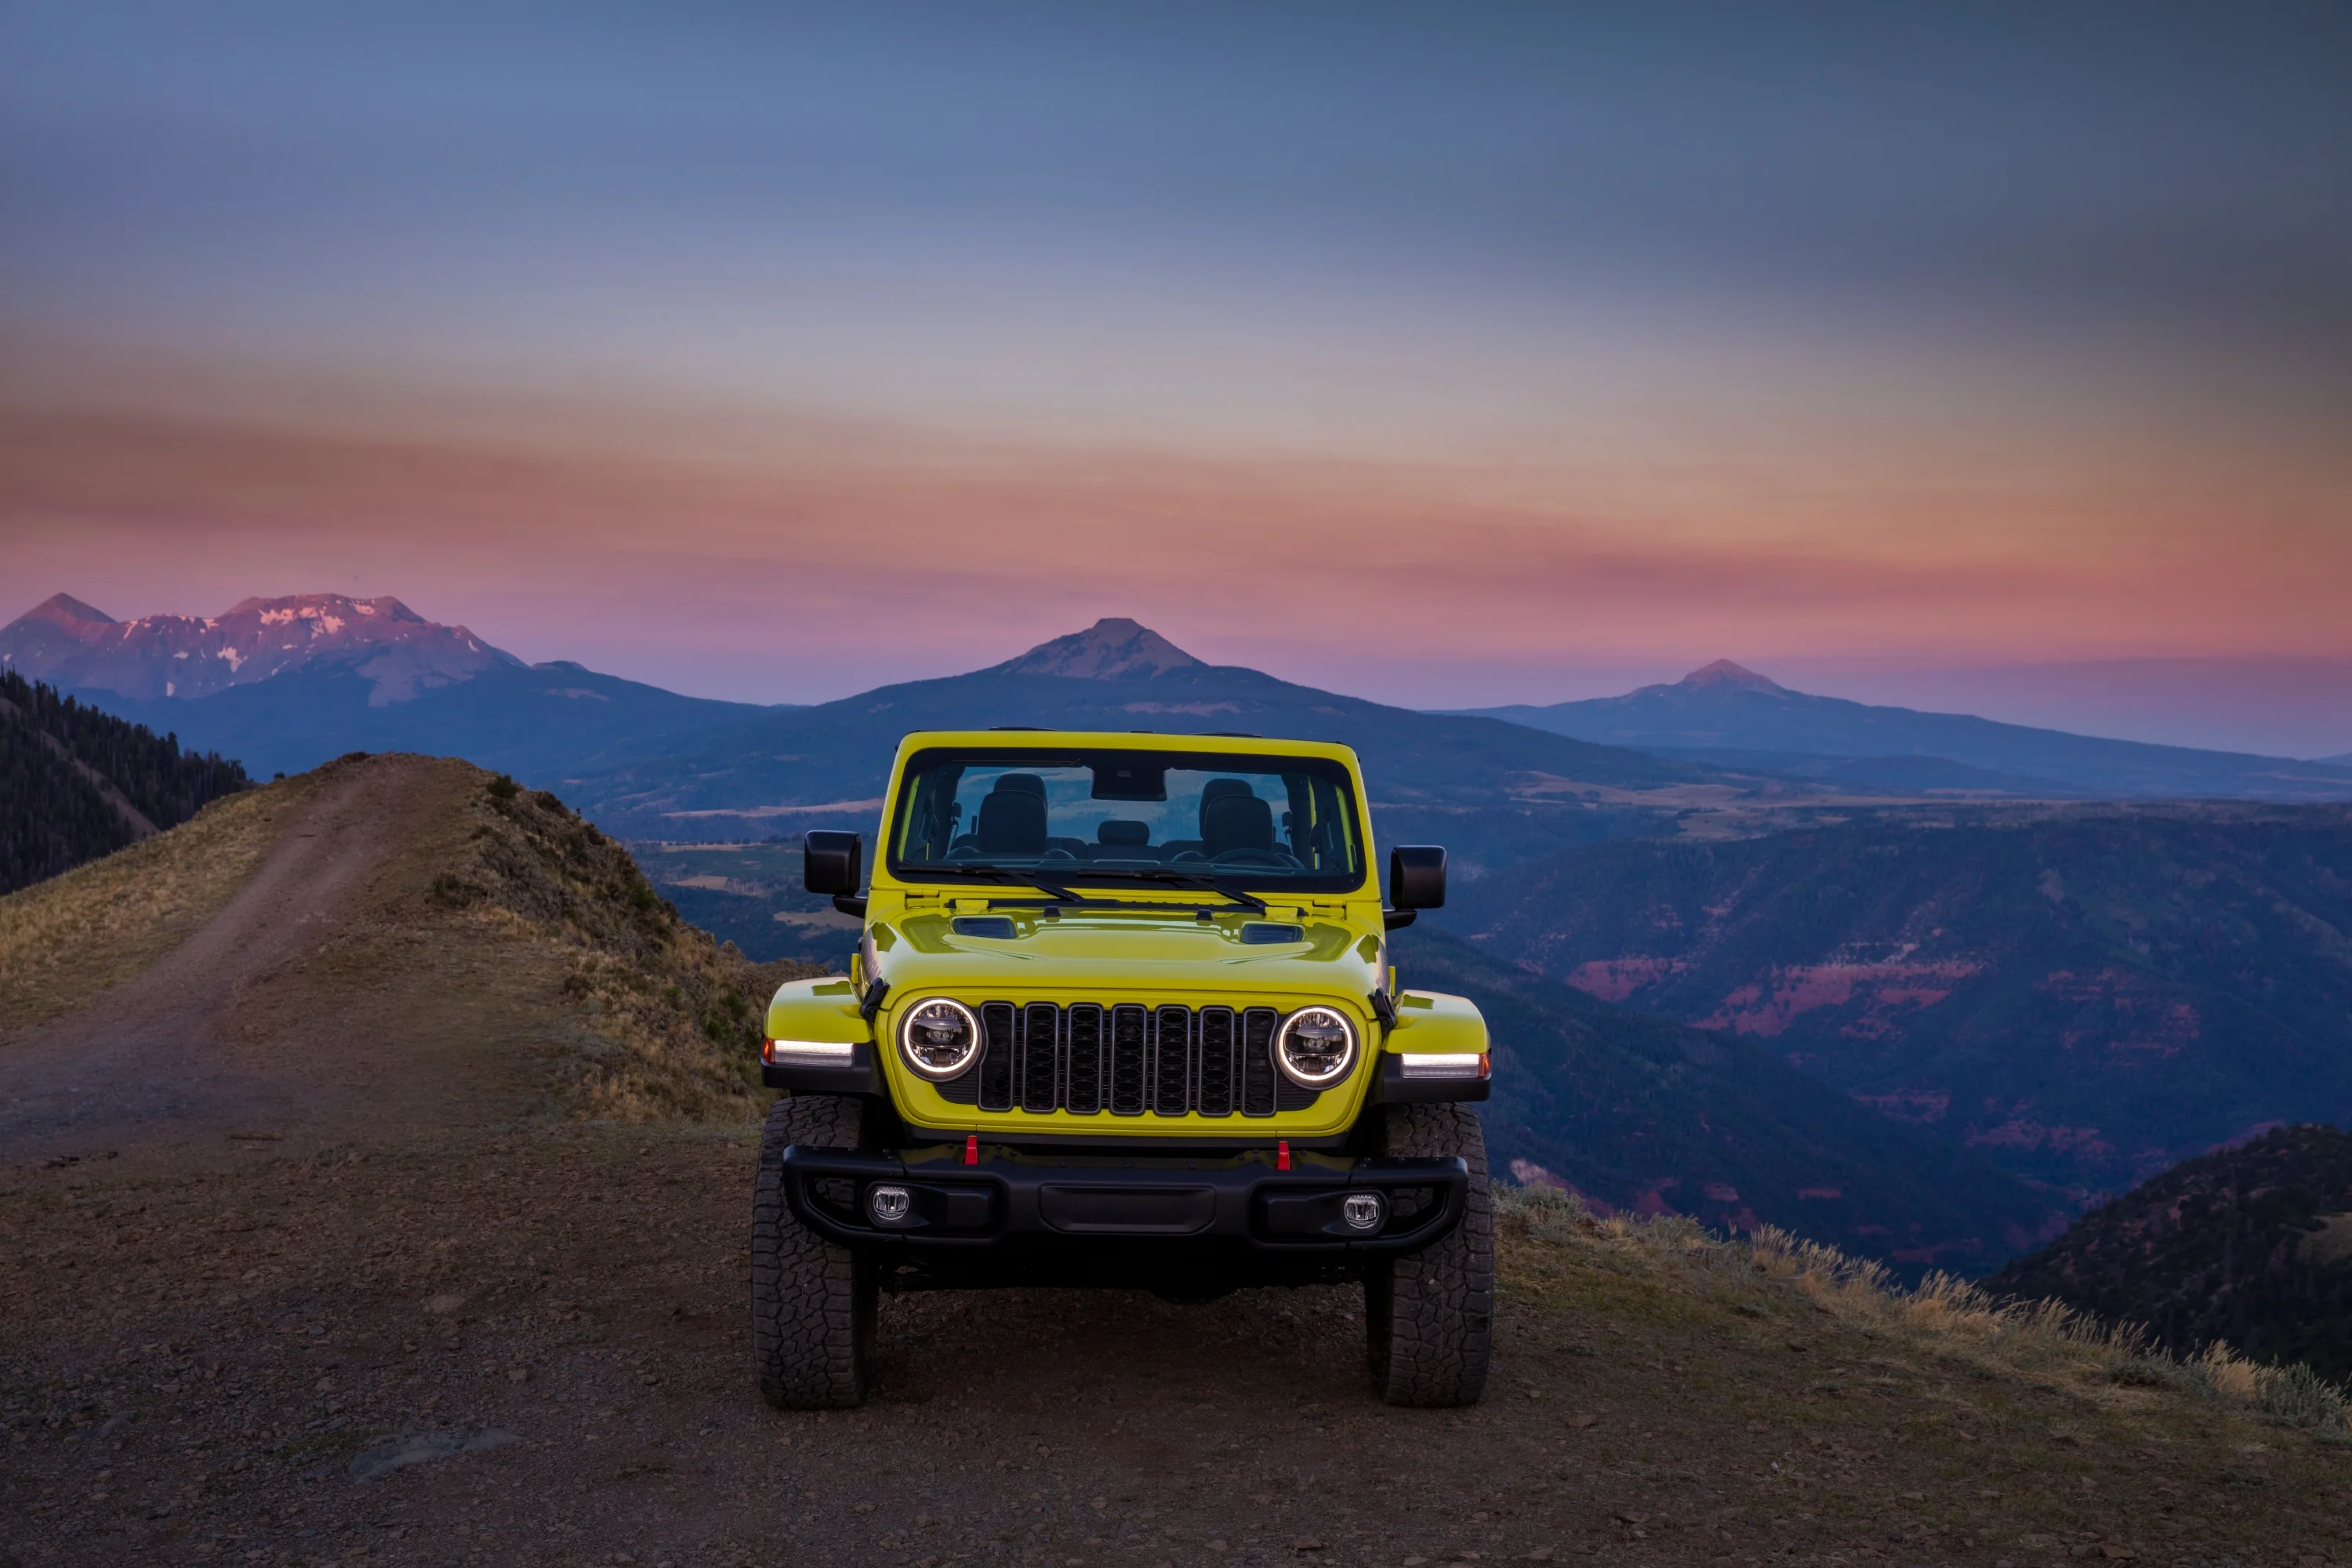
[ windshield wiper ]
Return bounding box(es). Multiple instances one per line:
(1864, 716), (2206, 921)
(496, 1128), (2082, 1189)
(920, 862), (1088, 904)
(1072, 866), (1269, 914)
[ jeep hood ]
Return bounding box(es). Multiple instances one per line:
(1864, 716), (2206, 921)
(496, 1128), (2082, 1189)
(871, 908), (1381, 1002)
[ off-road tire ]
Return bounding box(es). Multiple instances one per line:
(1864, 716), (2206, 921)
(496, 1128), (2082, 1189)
(1364, 1102), (1494, 1406)
(752, 1094), (878, 1410)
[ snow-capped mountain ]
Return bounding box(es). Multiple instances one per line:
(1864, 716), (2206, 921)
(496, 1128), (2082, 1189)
(0, 592), (768, 781)
(0, 593), (519, 705)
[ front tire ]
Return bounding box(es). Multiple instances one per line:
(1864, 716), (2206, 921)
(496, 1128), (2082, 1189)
(1365, 1102), (1494, 1406)
(752, 1094), (878, 1410)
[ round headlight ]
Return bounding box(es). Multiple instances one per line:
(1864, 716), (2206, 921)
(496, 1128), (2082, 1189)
(898, 997), (982, 1081)
(1274, 1005), (1357, 1089)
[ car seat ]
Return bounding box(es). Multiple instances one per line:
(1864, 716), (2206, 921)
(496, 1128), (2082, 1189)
(975, 773), (1048, 855)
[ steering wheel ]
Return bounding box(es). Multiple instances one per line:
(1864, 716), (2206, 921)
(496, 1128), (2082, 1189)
(1209, 848), (1295, 869)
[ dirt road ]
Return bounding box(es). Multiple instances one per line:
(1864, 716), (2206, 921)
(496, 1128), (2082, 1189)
(7, 1120), (2350, 1568)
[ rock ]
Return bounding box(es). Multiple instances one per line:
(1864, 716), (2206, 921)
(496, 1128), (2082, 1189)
(348, 1428), (519, 1483)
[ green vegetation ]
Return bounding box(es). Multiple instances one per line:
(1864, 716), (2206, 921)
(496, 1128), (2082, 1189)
(0, 669), (249, 894)
(1991, 1125), (2352, 1381)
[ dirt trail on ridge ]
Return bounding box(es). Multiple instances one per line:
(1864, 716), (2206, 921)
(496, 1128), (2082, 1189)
(0, 757), (564, 1170)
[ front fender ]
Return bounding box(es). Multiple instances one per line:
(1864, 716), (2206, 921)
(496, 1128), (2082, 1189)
(761, 976), (884, 1094)
(1373, 989), (1492, 1102)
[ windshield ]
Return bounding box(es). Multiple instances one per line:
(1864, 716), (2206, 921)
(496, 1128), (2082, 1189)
(887, 747), (1367, 893)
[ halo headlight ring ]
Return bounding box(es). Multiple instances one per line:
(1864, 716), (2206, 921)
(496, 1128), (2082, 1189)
(1273, 1005), (1358, 1089)
(898, 996), (983, 1082)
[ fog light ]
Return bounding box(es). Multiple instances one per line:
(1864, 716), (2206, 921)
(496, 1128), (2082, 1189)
(1341, 1192), (1385, 1232)
(869, 1185), (912, 1225)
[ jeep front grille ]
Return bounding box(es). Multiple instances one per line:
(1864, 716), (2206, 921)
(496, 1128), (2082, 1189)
(935, 1002), (1323, 1116)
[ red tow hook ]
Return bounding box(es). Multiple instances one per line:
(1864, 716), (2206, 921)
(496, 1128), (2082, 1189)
(1277, 1139), (1291, 1171)
(964, 1134), (980, 1167)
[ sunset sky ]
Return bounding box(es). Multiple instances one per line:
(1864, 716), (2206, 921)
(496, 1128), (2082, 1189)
(3, 5), (2348, 753)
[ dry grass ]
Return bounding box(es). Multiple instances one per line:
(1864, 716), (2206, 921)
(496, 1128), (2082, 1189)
(416, 771), (823, 1122)
(1502, 1183), (2352, 1432)
(0, 779), (294, 1040)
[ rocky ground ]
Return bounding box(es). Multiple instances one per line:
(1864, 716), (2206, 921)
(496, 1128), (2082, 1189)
(5, 1120), (2350, 1568)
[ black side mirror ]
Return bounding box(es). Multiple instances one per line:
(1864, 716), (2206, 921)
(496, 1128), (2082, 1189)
(804, 830), (863, 898)
(1385, 845), (1446, 930)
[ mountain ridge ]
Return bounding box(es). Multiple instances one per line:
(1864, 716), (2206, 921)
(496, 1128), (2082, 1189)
(1987, 1123), (2352, 1379)
(557, 626), (1752, 840)
(1460, 661), (2352, 801)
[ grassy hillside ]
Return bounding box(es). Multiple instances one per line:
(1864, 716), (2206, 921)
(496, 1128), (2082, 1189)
(0, 752), (822, 1120)
(1398, 926), (2062, 1272)
(1443, 803), (2352, 1196)
(0, 670), (249, 894)
(1991, 1124), (2352, 1380)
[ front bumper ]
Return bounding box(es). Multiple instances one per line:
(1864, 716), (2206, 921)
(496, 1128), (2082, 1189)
(780, 1144), (1469, 1258)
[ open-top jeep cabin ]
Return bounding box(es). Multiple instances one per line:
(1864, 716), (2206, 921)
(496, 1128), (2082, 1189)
(753, 731), (1492, 1407)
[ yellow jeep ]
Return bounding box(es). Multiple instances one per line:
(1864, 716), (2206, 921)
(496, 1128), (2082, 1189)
(751, 731), (1492, 1407)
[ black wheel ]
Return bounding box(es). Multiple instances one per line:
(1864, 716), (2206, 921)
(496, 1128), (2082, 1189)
(752, 1094), (878, 1409)
(1365, 1102), (1494, 1406)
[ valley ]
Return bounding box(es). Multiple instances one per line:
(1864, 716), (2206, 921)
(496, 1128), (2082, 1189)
(1439, 804), (2352, 1198)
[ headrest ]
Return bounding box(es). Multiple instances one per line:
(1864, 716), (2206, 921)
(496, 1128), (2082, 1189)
(1201, 791), (1276, 855)
(1097, 819), (1151, 845)
(991, 772), (1047, 797)
(1200, 778), (1256, 804)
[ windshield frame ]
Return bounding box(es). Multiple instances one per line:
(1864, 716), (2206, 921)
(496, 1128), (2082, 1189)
(881, 744), (1372, 896)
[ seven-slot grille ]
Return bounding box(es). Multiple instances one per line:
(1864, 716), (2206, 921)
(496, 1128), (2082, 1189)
(935, 1002), (1327, 1116)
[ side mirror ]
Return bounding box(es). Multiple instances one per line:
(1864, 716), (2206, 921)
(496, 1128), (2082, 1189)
(1385, 845), (1446, 929)
(804, 831), (863, 896)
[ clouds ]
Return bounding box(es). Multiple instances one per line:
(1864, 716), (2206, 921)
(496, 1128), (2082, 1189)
(5, 372), (2344, 710)
(0, 5), (2346, 726)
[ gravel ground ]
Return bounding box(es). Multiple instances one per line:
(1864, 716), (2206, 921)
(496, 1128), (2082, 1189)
(7, 1122), (2350, 1568)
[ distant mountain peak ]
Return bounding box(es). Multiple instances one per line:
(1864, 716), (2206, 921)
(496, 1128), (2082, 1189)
(26, 593), (117, 627)
(991, 618), (1206, 680)
(1680, 659), (1789, 695)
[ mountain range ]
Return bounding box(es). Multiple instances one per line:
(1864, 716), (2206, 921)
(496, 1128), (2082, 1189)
(1439, 805), (2352, 1198)
(552, 617), (1775, 848)
(1461, 660), (2352, 801)
(0, 593), (770, 781)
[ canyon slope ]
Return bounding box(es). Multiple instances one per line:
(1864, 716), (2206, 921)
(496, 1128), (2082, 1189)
(1441, 804), (2352, 1197)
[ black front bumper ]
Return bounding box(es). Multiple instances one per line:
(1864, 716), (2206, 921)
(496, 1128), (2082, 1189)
(782, 1144), (1468, 1269)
